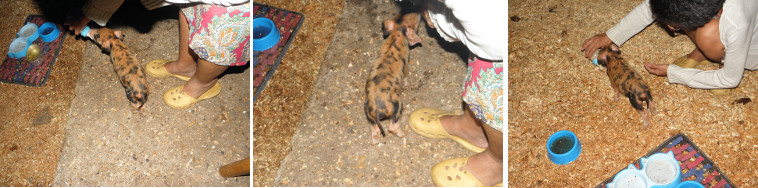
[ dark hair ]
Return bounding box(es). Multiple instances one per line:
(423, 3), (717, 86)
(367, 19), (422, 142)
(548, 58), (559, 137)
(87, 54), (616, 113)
(650, 0), (725, 30)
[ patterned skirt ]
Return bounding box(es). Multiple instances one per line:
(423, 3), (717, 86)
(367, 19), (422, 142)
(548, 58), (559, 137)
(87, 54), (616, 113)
(181, 3), (250, 66)
(462, 58), (503, 132)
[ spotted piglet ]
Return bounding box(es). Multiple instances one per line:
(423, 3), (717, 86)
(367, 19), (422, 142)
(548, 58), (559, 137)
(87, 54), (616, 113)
(364, 12), (422, 145)
(595, 47), (656, 127)
(88, 28), (149, 113)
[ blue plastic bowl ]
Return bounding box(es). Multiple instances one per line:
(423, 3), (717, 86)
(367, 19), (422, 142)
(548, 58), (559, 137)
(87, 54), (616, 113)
(676, 181), (705, 188)
(7, 38), (29, 59)
(17, 23), (39, 44)
(39, 22), (59, 42)
(253, 17), (280, 51)
(607, 166), (648, 188)
(547, 130), (582, 165)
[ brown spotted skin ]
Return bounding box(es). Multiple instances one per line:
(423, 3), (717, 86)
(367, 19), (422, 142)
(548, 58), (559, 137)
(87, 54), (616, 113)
(596, 47), (656, 127)
(364, 12), (422, 145)
(89, 28), (149, 113)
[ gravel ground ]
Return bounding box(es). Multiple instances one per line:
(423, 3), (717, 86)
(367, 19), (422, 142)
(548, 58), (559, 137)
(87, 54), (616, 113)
(272, 0), (481, 186)
(509, 0), (757, 186)
(47, 4), (250, 187)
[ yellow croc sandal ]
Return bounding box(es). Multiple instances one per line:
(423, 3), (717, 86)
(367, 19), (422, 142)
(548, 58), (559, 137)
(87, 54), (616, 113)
(709, 88), (734, 96)
(409, 108), (485, 153)
(671, 56), (699, 69)
(146, 59), (191, 81)
(431, 156), (503, 187)
(163, 82), (221, 109)
(698, 59), (713, 66)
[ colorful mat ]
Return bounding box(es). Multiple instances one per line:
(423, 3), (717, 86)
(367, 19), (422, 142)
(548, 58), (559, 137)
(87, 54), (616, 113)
(596, 133), (735, 188)
(253, 3), (304, 102)
(0, 15), (66, 87)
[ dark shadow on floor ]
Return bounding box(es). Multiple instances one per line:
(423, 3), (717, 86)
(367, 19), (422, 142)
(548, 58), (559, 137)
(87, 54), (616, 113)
(108, 0), (180, 33)
(33, 0), (179, 34)
(220, 62), (250, 78)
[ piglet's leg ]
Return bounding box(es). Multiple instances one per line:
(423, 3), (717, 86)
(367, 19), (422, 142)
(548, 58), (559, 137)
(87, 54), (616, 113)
(388, 121), (405, 137)
(640, 109), (650, 128)
(371, 124), (382, 145)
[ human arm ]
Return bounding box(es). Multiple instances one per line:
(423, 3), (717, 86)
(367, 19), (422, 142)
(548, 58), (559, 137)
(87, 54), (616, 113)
(63, 0), (124, 35)
(582, 0), (654, 58)
(81, 0), (125, 27)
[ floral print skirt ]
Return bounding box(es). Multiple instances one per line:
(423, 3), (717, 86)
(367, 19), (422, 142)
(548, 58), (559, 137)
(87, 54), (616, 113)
(462, 58), (503, 132)
(181, 3), (250, 66)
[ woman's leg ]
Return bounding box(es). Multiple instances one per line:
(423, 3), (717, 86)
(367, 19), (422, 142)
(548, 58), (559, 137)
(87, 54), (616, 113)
(683, 19), (725, 62)
(439, 104), (489, 149)
(461, 116), (503, 185)
(164, 11), (198, 78)
(182, 58), (227, 98)
(686, 47), (708, 62)
(169, 10), (228, 98)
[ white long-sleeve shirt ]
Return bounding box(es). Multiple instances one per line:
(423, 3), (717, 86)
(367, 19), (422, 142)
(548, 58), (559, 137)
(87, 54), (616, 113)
(426, 0), (505, 61)
(606, 0), (758, 89)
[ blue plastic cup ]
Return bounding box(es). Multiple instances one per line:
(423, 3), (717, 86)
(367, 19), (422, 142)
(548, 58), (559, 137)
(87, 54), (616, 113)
(547, 130), (582, 165)
(7, 38), (29, 59)
(17, 23), (39, 44)
(39, 22), (60, 42)
(253, 17), (280, 51)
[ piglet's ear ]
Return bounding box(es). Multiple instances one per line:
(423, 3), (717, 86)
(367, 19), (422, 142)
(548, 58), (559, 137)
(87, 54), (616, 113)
(382, 20), (396, 38)
(405, 27), (422, 46)
(114, 30), (125, 40)
(610, 43), (620, 54)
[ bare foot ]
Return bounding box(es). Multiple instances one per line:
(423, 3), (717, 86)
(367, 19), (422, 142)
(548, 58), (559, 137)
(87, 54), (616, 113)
(181, 78), (217, 99)
(163, 59), (197, 78)
(439, 113), (488, 149)
(686, 48), (707, 62)
(461, 150), (503, 185)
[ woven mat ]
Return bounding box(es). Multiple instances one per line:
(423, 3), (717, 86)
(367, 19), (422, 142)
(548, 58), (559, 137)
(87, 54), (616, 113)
(596, 133), (735, 188)
(252, 3), (304, 102)
(0, 15), (66, 87)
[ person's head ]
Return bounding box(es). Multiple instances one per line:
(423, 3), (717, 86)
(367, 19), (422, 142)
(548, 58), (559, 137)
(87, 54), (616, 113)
(650, 0), (725, 31)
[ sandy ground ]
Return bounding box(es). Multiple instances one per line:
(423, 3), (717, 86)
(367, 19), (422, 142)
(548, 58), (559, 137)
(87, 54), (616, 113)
(0, 0), (249, 186)
(0, 0), (85, 186)
(270, 0), (484, 186)
(509, 0), (757, 186)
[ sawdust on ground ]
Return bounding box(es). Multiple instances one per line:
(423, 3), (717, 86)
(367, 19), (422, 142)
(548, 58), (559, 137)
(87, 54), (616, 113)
(252, 0), (344, 186)
(0, 0), (85, 186)
(509, 0), (758, 186)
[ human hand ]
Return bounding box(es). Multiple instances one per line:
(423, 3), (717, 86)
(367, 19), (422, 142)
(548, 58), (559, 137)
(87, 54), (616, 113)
(64, 16), (91, 36)
(581, 33), (617, 58)
(644, 63), (668, 76)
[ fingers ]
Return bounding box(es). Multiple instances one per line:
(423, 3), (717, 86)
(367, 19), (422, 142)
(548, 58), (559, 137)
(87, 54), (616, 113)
(581, 37), (593, 53)
(581, 33), (612, 58)
(644, 63), (668, 76)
